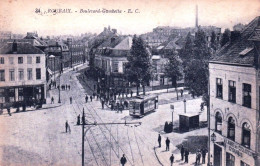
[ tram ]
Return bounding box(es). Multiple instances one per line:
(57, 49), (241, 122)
(129, 94), (159, 117)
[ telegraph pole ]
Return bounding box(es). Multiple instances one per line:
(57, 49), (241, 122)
(77, 111), (141, 166)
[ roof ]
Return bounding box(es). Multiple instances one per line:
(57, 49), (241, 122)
(0, 42), (45, 54)
(113, 36), (133, 50)
(211, 16), (260, 66)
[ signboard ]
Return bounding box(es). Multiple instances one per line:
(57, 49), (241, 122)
(170, 105), (174, 110)
(224, 138), (255, 158)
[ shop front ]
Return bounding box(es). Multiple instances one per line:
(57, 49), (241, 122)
(212, 136), (257, 166)
(0, 84), (46, 109)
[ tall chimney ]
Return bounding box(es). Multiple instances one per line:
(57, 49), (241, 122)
(196, 5), (198, 28)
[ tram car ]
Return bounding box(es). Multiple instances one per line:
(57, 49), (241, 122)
(129, 94), (159, 117)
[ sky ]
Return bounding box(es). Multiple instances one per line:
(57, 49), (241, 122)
(0, 0), (260, 36)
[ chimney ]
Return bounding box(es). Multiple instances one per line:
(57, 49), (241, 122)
(112, 29), (117, 34)
(12, 40), (17, 53)
(104, 27), (107, 32)
(195, 5), (198, 28)
(230, 31), (240, 43)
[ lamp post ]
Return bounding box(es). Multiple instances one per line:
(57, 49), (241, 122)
(77, 111), (141, 166)
(170, 104), (174, 130)
(183, 99), (186, 113)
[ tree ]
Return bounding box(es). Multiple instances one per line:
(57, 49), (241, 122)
(183, 28), (210, 105)
(126, 35), (153, 95)
(179, 32), (193, 67)
(221, 28), (231, 47)
(164, 51), (183, 100)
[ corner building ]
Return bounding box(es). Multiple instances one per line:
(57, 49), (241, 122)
(209, 16), (260, 166)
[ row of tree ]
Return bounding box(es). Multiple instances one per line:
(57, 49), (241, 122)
(126, 28), (220, 105)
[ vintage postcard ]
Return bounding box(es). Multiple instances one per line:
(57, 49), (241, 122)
(0, 0), (260, 165)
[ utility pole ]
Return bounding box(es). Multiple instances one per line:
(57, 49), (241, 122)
(77, 112), (141, 166)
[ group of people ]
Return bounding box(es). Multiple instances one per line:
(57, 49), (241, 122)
(58, 84), (70, 91)
(158, 134), (207, 165)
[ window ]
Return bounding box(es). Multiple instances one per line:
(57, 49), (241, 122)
(18, 69), (24, 80)
(18, 57), (23, 64)
(113, 61), (119, 72)
(227, 117), (235, 141)
(27, 68), (32, 80)
(36, 68), (41, 80)
(229, 80), (236, 103)
(243, 83), (251, 108)
(9, 69), (15, 81)
(215, 112), (222, 134)
(27, 57), (32, 64)
(226, 152), (235, 166)
(9, 57), (14, 64)
(0, 96), (5, 103)
(36, 56), (40, 63)
(0, 57), (4, 64)
(18, 88), (23, 101)
(241, 161), (250, 166)
(242, 122), (251, 148)
(216, 78), (223, 99)
(0, 70), (5, 81)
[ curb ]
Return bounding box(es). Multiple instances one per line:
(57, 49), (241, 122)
(154, 147), (164, 166)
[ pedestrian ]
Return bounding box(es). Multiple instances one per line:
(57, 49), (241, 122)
(57, 85), (60, 90)
(196, 149), (201, 165)
(65, 121), (69, 133)
(201, 148), (207, 164)
(184, 149), (189, 163)
(93, 92), (96, 99)
(97, 94), (99, 100)
(70, 97), (72, 104)
(66, 84), (68, 90)
(68, 85), (70, 90)
(51, 97), (54, 104)
(131, 90), (133, 97)
(158, 134), (161, 147)
(120, 154), (127, 166)
(101, 99), (105, 109)
(77, 114), (81, 125)
(170, 154), (174, 166)
(180, 89), (183, 97)
(7, 108), (11, 116)
(90, 95), (93, 102)
(166, 137), (170, 151)
(180, 145), (185, 161)
(85, 95), (88, 103)
(116, 102), (120, 113)
(94, 84), (96, 90)
(111, 101), (114, 110)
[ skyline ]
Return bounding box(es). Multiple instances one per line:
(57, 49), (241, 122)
(0, 0), (260, 36)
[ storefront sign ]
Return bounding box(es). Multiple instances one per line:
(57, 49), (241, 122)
(224, 138), (255, 157)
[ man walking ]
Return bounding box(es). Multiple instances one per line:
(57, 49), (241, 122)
(7, 108), (11, 116)
(90, 95), (93, 102)
(101, 99), (105, 109)
(170, 154), (174, 166)
(196, 149), (201, 165)
(85, 95), (88, 103)
(184, 149), (189, 163)
(70, 97), (72, 104)
(201, 148), (207, 164)
(77, 114), (81, 125)
(51, 97), (54, 104)
(158, 134), (161, 147)
(180, 145), (185, 161)
(65, 121), (69, 133)
(120, 154), (127, 166)
(166, 137), (170, 151)
(131, 90), (133, 98)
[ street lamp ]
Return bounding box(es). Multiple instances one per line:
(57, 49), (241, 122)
(183, 99), (186, 113)
(211, 132), (216, 143)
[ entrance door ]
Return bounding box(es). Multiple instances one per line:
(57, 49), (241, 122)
(214, 144), (222, 166)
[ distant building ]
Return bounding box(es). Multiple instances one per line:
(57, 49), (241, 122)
(66, 38), (86, 67)
(0, 31), (12, 40)
(209, 16), (260, 166)
(0, 41), (46, 109)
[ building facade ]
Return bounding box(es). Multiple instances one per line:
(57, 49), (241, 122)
(0, 42), (46, 108)
(209, 16), (260, 166)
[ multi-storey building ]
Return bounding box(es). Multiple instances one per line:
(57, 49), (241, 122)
(66, 38), (86, 67)
(209, 16), (260, 166)
(0, 41), (46, 109)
